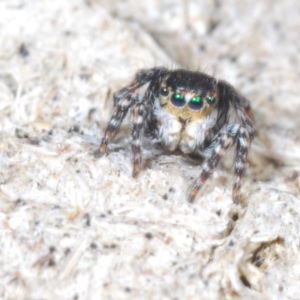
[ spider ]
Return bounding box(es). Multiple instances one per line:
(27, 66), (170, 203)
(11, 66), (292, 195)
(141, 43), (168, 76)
(94, 67), (255, 204)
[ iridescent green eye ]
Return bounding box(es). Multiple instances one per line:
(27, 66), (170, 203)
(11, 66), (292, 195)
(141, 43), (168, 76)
(171, 92), (185, 107)
(188, 95), (203, 110)
(207, 96), (215, 104)
(160, 87), (169, 97)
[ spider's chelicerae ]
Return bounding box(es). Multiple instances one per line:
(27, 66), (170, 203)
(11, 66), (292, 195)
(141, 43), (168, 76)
(95, 67), (255, 204)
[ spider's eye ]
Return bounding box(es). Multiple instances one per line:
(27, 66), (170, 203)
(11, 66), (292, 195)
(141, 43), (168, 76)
(188, 95), (203, 110)
(171, 92), (185, 107)
(160, 87), (169, 97)
(207, 96), (215, 104)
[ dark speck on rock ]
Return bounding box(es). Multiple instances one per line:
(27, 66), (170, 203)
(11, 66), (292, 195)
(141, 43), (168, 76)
(145, 232), (153, 239)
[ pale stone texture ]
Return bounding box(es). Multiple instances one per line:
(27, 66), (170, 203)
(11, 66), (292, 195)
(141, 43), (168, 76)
(0, 0), (300, 299)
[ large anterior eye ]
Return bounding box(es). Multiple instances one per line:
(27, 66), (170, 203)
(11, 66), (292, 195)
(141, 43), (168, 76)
(188, 95), (203, 110)
(160, 87), (169, 97)
(171, 92), (185, 107)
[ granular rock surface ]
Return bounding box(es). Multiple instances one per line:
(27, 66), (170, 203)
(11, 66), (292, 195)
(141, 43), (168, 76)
(0, 1), (300, 299)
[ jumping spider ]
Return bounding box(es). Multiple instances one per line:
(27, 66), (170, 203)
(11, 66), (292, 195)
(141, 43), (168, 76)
(95, 68), (254, 204)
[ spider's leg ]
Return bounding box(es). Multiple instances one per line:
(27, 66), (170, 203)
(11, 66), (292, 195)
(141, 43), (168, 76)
(236, 106), (255, 141)
(188, 125), (240, 203)
(95, 67), (167, 157)
(131, 98), (145, 177)
(94, 89), (135, 157)
(232, 127), (250, 203)
(218, 80), (255, 140)
(232, 107), (254, 203)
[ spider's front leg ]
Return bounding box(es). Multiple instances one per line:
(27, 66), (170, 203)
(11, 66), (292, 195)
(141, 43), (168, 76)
(94, 85), (137, 157)
(188, 124), (250, 204)
(94, 67), (167, 158)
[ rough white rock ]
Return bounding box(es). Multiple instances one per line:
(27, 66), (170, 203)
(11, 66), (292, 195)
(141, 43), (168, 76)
(0, 0), (300, 299)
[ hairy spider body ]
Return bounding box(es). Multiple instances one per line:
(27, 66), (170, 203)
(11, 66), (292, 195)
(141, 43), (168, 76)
(95, 67), (254, 204)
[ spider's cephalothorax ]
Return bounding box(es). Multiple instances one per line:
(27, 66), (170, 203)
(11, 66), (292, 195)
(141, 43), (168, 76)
(95, 68), (255, 204)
